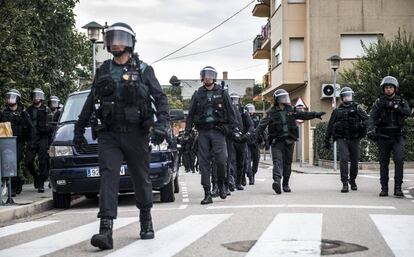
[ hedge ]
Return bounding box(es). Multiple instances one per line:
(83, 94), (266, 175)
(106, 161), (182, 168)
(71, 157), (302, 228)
(314, 119), (414, 162)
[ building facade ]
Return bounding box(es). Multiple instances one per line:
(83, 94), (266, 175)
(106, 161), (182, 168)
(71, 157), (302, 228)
(252, 0), (414, 164)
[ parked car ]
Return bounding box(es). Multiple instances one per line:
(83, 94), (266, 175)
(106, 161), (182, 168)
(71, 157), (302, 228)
(48, 90), (184, 208)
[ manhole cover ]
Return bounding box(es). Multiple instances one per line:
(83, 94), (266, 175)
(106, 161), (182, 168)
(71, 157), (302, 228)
(321, 239), (368, 255)
(223, 239), (368, 255)
(222, 240), (256, 252)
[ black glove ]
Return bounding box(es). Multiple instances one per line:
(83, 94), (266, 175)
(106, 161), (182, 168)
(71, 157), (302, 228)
(233, 131), (244, 143)
(366, 130), (376, 141)
(315, 112), (326, 119)
(73, 133), (87, 147)
(151, 122), (168, 145)
(256, 135), (264, 145)
(324, 139), (331, 150)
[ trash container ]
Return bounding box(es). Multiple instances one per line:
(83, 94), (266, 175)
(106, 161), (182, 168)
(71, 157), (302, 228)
(0, 137), (17, 205)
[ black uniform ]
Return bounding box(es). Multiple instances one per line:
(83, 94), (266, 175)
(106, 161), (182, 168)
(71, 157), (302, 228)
(248, 115), (261, 180)
(186, 84), (237, 198)
(74, 56), (169, 219)
(237, 107), (254, 186)
(25, 103), (53, 190)
(368, 95), (411, 194)
(325, 102), (369, 185)
(256, 105), (323, 192)
(0, 104), (33, 194)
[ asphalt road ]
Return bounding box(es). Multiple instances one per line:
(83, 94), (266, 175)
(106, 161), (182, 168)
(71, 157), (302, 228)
(1, 163), (414, 257)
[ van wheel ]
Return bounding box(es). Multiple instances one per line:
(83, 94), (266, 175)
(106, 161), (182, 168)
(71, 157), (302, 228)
(174, 174), (179, 194)
(84, 193), (98, 200)
(160, 179), (175, 202)
(53, 191), (71, 209)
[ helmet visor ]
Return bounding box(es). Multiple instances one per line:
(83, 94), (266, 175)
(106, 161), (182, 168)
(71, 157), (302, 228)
(246, 105), (256, 113)
(277, 94), (290, 104)
(50, 100), (59, 108)
(32, 92), (45, 101)
(201, 70), (217, 80)
(6, 94), (17, 104)
(341, 93), (353, 102)
(231, 96), (240, 105)
(104, 30), (134, 48)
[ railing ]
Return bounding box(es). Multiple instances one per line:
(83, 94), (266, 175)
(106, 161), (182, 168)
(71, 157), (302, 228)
(253, 35), (264, 53)
(261, 20), (271, 40)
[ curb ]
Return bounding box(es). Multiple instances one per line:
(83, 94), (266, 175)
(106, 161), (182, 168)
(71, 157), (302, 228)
(0, 198), (53, 224)
(0, 195), (84, 224)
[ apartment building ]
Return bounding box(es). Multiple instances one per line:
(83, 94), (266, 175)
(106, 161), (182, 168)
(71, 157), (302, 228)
(252, 0), (414, 164)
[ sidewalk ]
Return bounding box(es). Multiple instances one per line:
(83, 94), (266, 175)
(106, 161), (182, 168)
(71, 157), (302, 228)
(0, 184), (53, 224)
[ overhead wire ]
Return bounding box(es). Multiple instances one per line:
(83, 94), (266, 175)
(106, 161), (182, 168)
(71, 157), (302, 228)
(150, 0), (256, 64)
(164, 38), (254, 60)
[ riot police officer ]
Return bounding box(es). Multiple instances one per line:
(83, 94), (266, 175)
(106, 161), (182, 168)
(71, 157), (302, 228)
(25, 88), (53, 193)
(185, 66), (237, 204)
(256, 89), (325, 194)
(325, 87), (369, 192)
(245, 103), (260, 185)
(0, 89), (33, 195)
(48, 96), (61, 123)
(367, 76), (411, 197)
(73, 22), (169, 250)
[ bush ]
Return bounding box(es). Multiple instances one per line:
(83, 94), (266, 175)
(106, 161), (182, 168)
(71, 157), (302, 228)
(313, 119), (414, 162)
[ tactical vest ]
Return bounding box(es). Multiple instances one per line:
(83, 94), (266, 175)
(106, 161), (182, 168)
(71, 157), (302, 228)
(267, 105), (299, 141)
(333, 104), (363, 139)
(27, 104), (51, 135)
(93, 57), (152, 127)
(1, 106), (27, 137)
(375, 96), (405, 135)
(192, 86), (227, 127)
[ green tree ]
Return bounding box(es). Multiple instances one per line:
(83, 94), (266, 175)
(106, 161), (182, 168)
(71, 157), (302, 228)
(341, 30), (414, 110)
(0, 0), (91, 106)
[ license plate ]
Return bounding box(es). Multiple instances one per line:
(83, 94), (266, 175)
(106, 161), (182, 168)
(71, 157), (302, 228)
(87, 166), (126, 177)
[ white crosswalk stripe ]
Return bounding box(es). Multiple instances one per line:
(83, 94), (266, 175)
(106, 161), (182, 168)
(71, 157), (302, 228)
(0, 220), (59, 238)
(105, 214), (232, 257)
(2, 213), (414, 256)
(371, 214), (414, 257)
(0, 218), (138, 257)
(246, 213), (323, 257)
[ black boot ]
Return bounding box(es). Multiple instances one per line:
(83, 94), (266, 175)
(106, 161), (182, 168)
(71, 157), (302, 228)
(394, 183), (404, 198)
(218, 181), (227, 199)
(225, 184), (231, 196)
(235, 184), (244, 190)
(91, 218), (113, 250)
(38, 180), (45, 193)
(211, 183), (219, 198)
(241, 176), (247, 186)
(200, 187), (213, 205)
(248, 176), (255, 185)
(272, 178), (282, 194)
(140, 209), (155, 239)
(228, 183), (235, 192)
(341, 182), (349, 193)
(282, 176), (291, 192)
(379, 183), (388, 197)
(349, 180), (358, 191)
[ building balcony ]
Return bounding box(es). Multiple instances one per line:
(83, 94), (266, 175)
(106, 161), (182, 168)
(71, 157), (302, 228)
(252, 22), (271, 60)
(263, 72), (271, 89)
(252, 0), (270, 18)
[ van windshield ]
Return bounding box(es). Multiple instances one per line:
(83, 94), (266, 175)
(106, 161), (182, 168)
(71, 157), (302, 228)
(59, 92), (88, 124)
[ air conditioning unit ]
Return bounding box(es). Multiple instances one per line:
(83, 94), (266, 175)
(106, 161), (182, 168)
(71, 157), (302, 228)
(321, 84), (341, 98)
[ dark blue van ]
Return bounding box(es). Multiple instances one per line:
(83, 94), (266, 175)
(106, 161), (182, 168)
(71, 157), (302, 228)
(48, 90), (183, 208)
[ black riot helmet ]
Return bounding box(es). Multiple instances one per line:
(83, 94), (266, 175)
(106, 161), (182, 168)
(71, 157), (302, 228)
(230, 93), (241, 105)
(200, 66), (217, 82)
(6, 89), (21, 106)
(31, 88), (45, 101)
(244, 103), (256, 114)
(339, 86), (354, 103)
(104, 22), (136, 57)
(380, 76), (399, 91)
(273, 89), (290, 105)
(48, 95), (60, 109)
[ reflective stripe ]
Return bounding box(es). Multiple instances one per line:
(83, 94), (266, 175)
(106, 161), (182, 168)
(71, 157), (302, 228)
(106, 26), (135, 36)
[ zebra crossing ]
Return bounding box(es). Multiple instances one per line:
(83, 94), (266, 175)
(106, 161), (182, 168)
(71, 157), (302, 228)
(0, 213), (414, 257)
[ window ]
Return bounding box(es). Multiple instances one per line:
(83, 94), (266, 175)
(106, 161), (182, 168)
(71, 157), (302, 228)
(288, 0), (305, 3)
(289, 38), (304, 61)
(340, 34), (381, 59)
(274, 43), (282, 66)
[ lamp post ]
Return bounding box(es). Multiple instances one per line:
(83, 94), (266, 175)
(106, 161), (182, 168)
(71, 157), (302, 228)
(82, 21), (104, 77)
(327, 55), (341, 171)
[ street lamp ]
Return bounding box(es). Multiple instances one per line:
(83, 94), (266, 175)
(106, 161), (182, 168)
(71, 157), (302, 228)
(327, 54), (342, 171)
(82, 21), (104, 77)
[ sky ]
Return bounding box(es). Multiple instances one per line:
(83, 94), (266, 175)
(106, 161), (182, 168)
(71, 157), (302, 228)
(74, 0), (268, 85)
